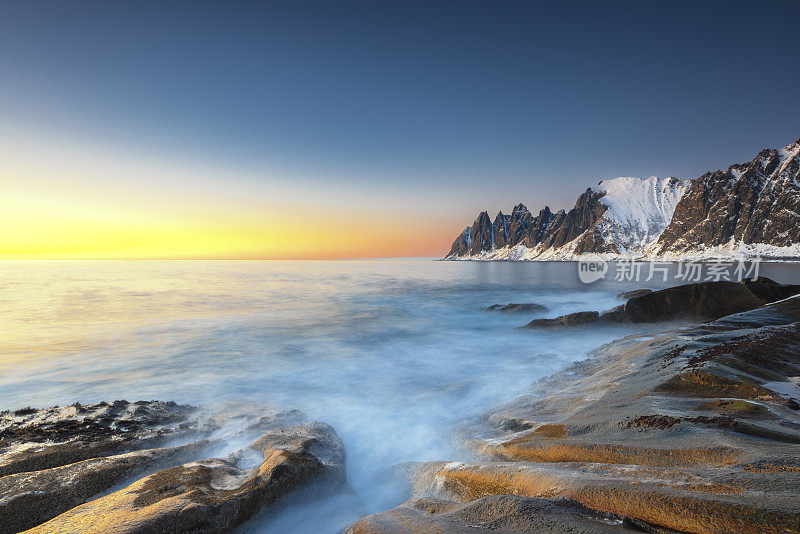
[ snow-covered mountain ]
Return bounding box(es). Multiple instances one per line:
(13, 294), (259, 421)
(445, 137), (800, 261)
(651, 138), (800, 259)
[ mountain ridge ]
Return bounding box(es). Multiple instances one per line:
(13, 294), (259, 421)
(445, 137), (800, 261)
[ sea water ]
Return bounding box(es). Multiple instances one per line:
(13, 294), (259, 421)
(2, 259), (799, 531)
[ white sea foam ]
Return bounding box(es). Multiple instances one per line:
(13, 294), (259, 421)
(3, 260), (800, 532)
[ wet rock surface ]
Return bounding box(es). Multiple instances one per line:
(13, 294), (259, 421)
(526, 279), (800, 327)
(486, 302), (547, 313)
(0, 402), (339, 533)
(347, 495), (635, 533)
(374, 296), (800, 534)
(619, 280), (767, 322)
(25, 423), (346, 534)
(0, 441), (213, 534)
(524, 311), (600, 328)
(0, 400), (199, 478)
(616, 288), (653, 300)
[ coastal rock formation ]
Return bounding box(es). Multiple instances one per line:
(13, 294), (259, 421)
(619, 280), (768, 323)
(25, 423), (346, 534)
(446, 176), (689, 260)
(524, 311), (600, 328)
(0, 403), (339, 533)
(1, 442), (213, 534)
(0, 401), (198, 478)
(524, 279), (800, 327)
(347, 495), (633, 533)
(445, 137), (800, 260)
(654, 138), (800, 258)
(616, 289), (652, 300)
(372, 295), (800, 534)
(486, 303), (547, 313)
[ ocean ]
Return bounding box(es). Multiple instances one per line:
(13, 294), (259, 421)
(2, 259), (799, 531)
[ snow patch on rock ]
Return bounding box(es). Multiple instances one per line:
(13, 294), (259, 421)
(596, 176), (691, 254)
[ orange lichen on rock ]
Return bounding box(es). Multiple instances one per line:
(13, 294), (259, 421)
(743, 464), (800, 473)
(572, 486), (798, 534)
(503, 423), (568, 443)
(495, 441), (741, 468)
(655, 370), (774, 399)
(439, 466), (566, 501)
(435, 465), (797, 534)
(695, 399), (771, 417)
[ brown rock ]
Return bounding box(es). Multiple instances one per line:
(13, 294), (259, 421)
(621, 281), (766, 322)
(654, 138), (800, 255)
(486, 303), (547, 313)
(524, 311), (600, 328)
(0, 401), (198, 478)
(616, 289), (653, 300)
(346, 495), (633, 533)
(24, 423), (346, 534)
(0, 442), (212, 534)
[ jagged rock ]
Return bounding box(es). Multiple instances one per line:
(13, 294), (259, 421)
(444, 137), (800, 260)
(469, 212), (493, 256)
(616, 289), (653, 300)
(508, 203), (534, 245)
(528, 189), (607, 252)
(493, 211), (510, 249)
(447, 227), (471, 257)
(346, 495), (634, 533)
(0, 401), (198, 478)
(524, 311), (600, 328)
(523, 206), (555, 247)
(654, 138), (800, 256)
(445, 177), (688, 260)
(486, 303), (547, 313)
(24, 423), (346, 534)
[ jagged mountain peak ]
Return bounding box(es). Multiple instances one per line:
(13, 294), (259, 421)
(653, 137), (800, 258)
(511, 203), (529, 216)
(445, 136), (800, 260)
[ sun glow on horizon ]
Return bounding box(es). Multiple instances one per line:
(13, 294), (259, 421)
(0, 137), (455, 260)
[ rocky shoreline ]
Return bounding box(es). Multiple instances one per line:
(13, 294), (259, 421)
(3, 283), (800, 533)
(352, 288), (800, 533)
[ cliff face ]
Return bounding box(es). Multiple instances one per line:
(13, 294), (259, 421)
(445, 177), (689, 260)
(445, 137), (800, 260)
(652, 139), (800, 256)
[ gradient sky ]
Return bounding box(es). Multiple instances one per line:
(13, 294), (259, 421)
(2, 1), (799, 259)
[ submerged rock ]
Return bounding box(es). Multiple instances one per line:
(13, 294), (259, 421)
(486, 303), (547, 313)
(524, 311), (600, 328)
(23, 422), (346, 534)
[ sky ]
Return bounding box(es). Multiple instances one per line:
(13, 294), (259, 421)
(1, 1), (799, 259)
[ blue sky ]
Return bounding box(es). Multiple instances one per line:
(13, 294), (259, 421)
(1, 1), (799, 257)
